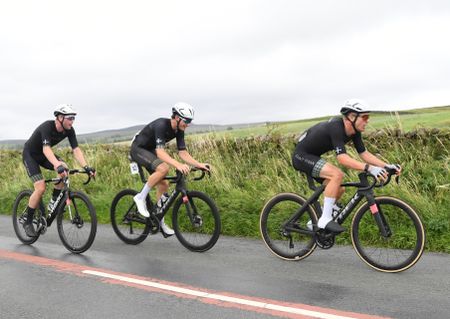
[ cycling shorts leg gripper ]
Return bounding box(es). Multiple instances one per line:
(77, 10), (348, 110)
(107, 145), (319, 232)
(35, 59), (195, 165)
(312, 158), (327, 178)
(130, 145), (164, 173)
(30, 174), (44, 183)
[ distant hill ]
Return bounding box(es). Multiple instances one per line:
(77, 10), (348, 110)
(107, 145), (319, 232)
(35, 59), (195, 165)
(0, 122), (262, 149)
(1, 105), (448, 149)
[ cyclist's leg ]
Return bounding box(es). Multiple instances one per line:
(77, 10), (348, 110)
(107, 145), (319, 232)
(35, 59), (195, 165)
(317, 163), (345, 232)
(41, 156), (65, 210)
(152, 165), (174, 236)
(130, 145), (166, 217)
(22, 150), (46, 236)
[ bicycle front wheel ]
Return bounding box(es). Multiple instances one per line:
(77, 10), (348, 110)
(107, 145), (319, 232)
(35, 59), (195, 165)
(351, 196), (425, 272)
(110, 189), (151, 245)
(56, 191), (97, 254)
(12, 190), (41, 245)
(260, 193), (318, 261)
(172, 191), (221, 252)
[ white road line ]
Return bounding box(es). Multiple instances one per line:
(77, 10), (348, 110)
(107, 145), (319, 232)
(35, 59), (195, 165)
(82, 270), (362, 319)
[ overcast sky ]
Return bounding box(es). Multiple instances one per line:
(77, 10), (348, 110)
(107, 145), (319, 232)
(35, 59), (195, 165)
(1, 0), (450, 139)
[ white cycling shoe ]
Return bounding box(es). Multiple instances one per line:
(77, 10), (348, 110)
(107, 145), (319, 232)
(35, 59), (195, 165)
(133, 194), (150, 218)
(160, 217), (174, 237)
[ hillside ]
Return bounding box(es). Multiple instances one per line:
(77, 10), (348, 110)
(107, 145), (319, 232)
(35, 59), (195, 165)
(1, 105), (449, 149)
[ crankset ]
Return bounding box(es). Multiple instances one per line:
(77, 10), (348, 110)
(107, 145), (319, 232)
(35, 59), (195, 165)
(148, 214), (160, 234)
(36, 216), (48, 235)
(315, 231), (335, 249)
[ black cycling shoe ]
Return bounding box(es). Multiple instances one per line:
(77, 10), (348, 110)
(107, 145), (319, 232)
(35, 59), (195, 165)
(23, 222), (37, 237)
(323, 221), (346, 234)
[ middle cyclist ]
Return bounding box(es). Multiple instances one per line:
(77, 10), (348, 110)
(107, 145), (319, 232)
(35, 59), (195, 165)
(130, 102), (210, 236)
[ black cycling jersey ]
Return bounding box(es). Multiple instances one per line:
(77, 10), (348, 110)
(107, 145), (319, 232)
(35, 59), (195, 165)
(295, 117), (366, 156)
(132, 118), (186, 151)
(24, 120), (78, 156)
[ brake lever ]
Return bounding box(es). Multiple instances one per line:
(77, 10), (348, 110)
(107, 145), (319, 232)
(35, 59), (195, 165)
(83, 171), (95, 185)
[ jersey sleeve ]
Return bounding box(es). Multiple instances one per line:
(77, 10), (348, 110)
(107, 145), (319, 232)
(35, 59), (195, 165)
(330, 123), (347, 156)
(352, 132), (366, 153)
(41, 122), (52, 147)
(154, 121), (167, 149)
(176, 130), (187, 151)
(68, 128), (79, 149)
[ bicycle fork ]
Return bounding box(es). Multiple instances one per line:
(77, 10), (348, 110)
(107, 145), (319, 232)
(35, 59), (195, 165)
(366, 196), (392, 238)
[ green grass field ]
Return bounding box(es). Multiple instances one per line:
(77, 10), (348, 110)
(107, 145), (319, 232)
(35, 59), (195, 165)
(188, 106), (450, 141)
(0, 106), (449, 253)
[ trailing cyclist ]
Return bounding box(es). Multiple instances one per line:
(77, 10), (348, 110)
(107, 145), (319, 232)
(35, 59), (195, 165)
(292, 99), (401, 233)
(130, 102), (210, 236)
(21, 104), (96, 237)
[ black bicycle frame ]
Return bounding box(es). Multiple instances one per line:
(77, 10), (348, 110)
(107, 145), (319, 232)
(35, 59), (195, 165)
(42, 170), (91, 228)
(133, 160), (205, 224)
(283, 172), (391, 237)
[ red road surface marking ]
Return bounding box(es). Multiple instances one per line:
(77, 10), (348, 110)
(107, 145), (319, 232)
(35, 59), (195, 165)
(0, 249), (390, 319)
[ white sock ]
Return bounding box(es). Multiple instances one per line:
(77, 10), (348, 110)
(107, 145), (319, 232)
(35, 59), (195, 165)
(318, 197), (336, 228)
(137, 183), (151, 200)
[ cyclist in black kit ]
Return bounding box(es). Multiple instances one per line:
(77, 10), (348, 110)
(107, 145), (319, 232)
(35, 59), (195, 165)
(22, 104), (96, 237)
(130, 102), (210, 236)
(292, 99), (401, 233)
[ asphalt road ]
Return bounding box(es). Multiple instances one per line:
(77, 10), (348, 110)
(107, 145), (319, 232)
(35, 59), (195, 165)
(0, 215), (449, 319)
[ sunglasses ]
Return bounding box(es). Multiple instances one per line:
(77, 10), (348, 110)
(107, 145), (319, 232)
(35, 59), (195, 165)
(360, 114), (370, 121)
(64, 116), (76, 121)
(181, 118), (192, 124)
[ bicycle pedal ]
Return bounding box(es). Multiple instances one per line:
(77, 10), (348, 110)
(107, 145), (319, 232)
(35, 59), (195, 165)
(160, 230), (174, 238)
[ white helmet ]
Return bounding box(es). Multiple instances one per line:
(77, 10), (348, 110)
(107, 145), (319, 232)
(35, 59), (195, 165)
(340, 99), (371, 115)
(54, 104), (77, 116)
(172, 102), (194, 121)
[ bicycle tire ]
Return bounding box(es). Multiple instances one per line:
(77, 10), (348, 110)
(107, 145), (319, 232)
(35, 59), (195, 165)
(172, 191), (221, 252)
(110, 189), (151, 245)
(260, 193), (318, 260)
(12, 190), (42, 245)
(351, 196), (425, 272)
(56, 191), (97, 254)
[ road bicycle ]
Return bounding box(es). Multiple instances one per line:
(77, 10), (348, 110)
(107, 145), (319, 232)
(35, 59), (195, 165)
(110, 160), (221, 252)
(260, 168), (425, 272)
(12, 169), (97, 254)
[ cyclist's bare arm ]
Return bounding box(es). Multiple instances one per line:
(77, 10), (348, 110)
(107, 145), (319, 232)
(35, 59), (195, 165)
(178, 150), (209, 170)
(358, 151), (387, 167)
(43, 146), (65, 171)
(156, 148), (189, 174)
(336, 154), (367, 171)
(73, 147), (88, 167)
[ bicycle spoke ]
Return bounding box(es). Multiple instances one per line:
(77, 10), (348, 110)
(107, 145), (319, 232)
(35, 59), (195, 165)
(352, 197), (425, 272)
(260, 193), (317, 261)
(110, 189), (151, 245)
(172, 191), (220, 252)
(57, 192), (97, 253)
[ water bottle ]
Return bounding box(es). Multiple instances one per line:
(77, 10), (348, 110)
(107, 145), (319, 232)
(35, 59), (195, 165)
(332, 203), (342, 219)
(157, 193), (169, 211)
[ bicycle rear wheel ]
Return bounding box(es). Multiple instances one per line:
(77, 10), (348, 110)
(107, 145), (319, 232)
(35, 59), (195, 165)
(260, 193), (318, 260)
(351, 196), (425, 272)
(56, 191), (97, 254)
(12, 190), (42, 245)
(110, 189), (152, 245)
(172, 191), (221, 252)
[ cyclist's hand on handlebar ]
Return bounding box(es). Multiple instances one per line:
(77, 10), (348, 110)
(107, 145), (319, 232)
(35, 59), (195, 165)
(196, 163), (211, 172)
(384, 163), (402, 176)
(84, 165), (96, 177)
(176, 163), (191, 175)
(54, 162), (68, 177)
(368, 165), (388, 182)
